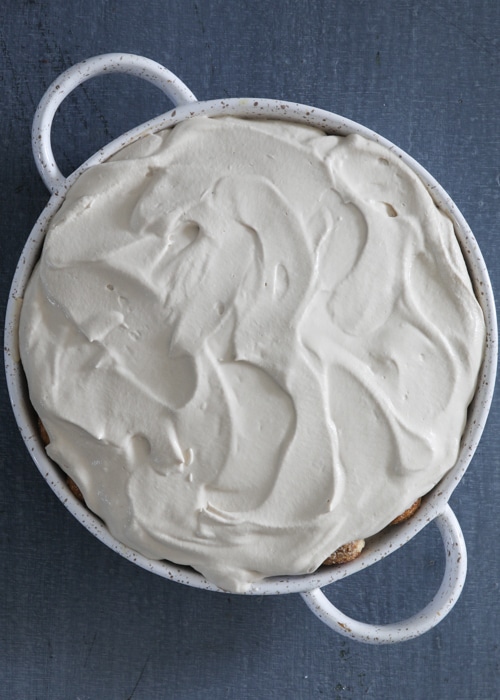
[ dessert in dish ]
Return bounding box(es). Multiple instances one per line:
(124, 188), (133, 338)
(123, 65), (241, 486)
(19, 116), (485, 593)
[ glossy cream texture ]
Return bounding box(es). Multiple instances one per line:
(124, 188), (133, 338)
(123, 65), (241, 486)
(20, 117), (485, 592)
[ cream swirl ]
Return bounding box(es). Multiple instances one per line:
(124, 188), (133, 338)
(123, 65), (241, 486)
(20, 116), (485, 592)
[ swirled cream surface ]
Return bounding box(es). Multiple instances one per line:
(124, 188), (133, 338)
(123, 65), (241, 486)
(20, 116), (485, 592)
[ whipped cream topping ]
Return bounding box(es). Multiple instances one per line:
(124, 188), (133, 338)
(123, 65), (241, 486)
(20, 116), (485, 592)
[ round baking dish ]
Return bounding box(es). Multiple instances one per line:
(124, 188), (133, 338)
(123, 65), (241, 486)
(4, 53), (497, 644)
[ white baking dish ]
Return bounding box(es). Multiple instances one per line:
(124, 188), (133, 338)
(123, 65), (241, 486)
(4, 53), (497, 644)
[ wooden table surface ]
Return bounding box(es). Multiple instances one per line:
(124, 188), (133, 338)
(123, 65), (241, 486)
(1, 1), (499, 698)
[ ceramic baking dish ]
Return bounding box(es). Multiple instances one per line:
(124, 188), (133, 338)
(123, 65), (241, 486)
(4, 53), (497, 644)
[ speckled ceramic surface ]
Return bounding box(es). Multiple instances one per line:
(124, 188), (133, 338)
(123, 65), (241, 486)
(4, 53), (497, 644)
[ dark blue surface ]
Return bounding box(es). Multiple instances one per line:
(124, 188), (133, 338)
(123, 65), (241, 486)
(1, 1), (499, 698)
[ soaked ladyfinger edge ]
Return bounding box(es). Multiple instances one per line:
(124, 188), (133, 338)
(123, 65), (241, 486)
(66, 475), (84, 501)
(322, 497), (423, 566)
(322, 539), (366, 566)
(38, 418), (50, 447)
(38, 418), (85, 502)
(389, 497), (422, 525)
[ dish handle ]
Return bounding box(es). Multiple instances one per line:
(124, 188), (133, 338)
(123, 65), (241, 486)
(32, 53), (197, 193)
(300, 504), (467, 644)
